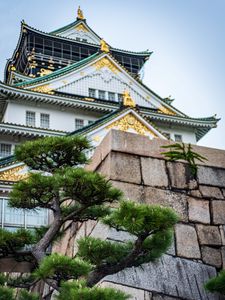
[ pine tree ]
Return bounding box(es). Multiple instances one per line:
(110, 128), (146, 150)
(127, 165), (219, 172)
(0, 135), (178, 299)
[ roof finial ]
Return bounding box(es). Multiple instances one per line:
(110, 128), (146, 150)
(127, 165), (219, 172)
(123, 90), (136, 108)
(77, 6), (84, 20)
(100, 39), (110, 53)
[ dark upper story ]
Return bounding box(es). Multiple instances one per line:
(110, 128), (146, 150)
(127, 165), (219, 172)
(5, 19), (152, 83)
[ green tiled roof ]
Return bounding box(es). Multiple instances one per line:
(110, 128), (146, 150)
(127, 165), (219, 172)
(0, 155), (17, 167)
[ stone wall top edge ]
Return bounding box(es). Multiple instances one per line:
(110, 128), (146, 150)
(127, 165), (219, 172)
(87, 130), (225, 171)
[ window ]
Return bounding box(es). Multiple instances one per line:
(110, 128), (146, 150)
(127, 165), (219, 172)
(76, 37), (81, 41)
(0, 198), (48, 230)
(75, 118), (84, 130)
(98, 90), (105, 100)
(0, 143), (12, 157)
(82, 39), (87, 42)
(174, 134), (183, 142)
(88, 120), (94, 125)
(26, 111), (35, 126)
(89, 88), (96, 98)
(108, 92), (115, 101)
(118, 93), (123, 102)
(40, 113), (50, 129)
(163, 132), (171, 140)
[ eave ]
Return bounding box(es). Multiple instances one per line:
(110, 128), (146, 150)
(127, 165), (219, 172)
(0, 122), (67, 138)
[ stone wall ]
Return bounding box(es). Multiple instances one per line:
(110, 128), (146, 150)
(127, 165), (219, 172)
(70, 130), (225, 300)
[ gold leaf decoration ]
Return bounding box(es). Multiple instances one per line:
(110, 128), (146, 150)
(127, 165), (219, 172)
(31, 85), (54, 95)
(158, 105), (176, 115)
(0, 166), (28, 182)
(92, 57), (120, 74)
(106, 113), (157, 137)
(75, 23), (88, 32)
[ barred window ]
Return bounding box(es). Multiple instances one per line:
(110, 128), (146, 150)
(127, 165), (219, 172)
(98, 90), (105, 100)
(108, 92), (115, 101)
(89, 88), (96, 98)
(26, 111), (35, 126)
(75, 118), (84, 130)
(40, 113), (50, 129)
(163, 132), (171, 140)
(174, 134), (183, 142)
(88, 120), (94, 125)
(118, 93), (123, 102)
(0, 144), (12, 158)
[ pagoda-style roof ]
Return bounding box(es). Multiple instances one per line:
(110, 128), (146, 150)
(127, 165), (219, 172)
(5, 20), (151, 83)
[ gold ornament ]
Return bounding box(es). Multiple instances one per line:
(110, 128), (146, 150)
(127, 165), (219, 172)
(0, 166), (28, 182)
(92, 57), (119, 74)
(123, 90), (136, 108)
(37, 68), (52, 77)
(31, 85), (54, 95)
(77, 6), (84, 20)
(100, 39), (110, 53)
(75, 23), (88, 32)
(107, 113), (157, 137)
(158, 105), (176, 115)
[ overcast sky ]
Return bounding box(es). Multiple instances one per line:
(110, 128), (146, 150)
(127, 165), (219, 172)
(0, 0), (224, 149)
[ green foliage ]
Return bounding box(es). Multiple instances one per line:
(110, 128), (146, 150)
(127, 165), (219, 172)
(35, 253), (92, 281)
(161, 142), (207, 176)
(9, 172), (60, 209)
(18, 290), (39, 300)
(205, 270), (225, 295)
(77, 237), (132, 266)
(0, 286), (14, 300)
(57, 281), (130, 300)
(0, 228), (35, 256)
(59, 167), (123, 205)
(103, 201), (179, 236)
(15, 135), (91, 173)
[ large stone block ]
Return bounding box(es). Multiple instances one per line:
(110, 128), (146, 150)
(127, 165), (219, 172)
(109, 152), (142, 184)
(141, 157), (168, 187)
(106, 254), (219, 300)
(167, 161), (190, 189)
(144, 187), (188, 221)
(100, 281), (152, 300)
(188, 198), (210, 224)
(110, 180), (145, 202)
(198, 166), (225, 188)
(196, 225), (222, 245)
(199, 185), (224, 199)
(201, 246), (222, 268)
(175, 224), (201, 258)
(212, 201), (225, 224)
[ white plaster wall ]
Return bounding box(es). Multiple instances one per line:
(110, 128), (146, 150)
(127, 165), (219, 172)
(4, 102), (99, 132)
(58, 28), (99, 44)
(157, 124), (197, 144)
(57, 71), (156, 109)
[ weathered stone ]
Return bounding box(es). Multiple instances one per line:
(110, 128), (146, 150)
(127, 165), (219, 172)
(220, 225), (225, 245)
(100, 281), (152, 300)
(110, 152), (141, 184)
(96, 153), (111, 177)
(222, 188), (225, 198)
(166, 236), (176, 256)
(188, 198), (210, 224)
(167, 161), (189, 189)
(144, 187), (188, 221)
(110, 180), (144, 202)
(199, 185), (224, 199)
(153, 295), (180, 300)
(141, 157), (168, 187)
(189, 189), (202, 198)
(175, 224), (201, 258)
(212, 201), (225, 224)
(106, 254), (219, 300)
(196, 225), (221, 245)
(198, 166), (225, 188)
(201, 246), (222, 268)
(221, 246), (225, 269)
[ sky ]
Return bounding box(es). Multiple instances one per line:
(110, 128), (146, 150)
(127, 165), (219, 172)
(0, 0), (224, 149)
